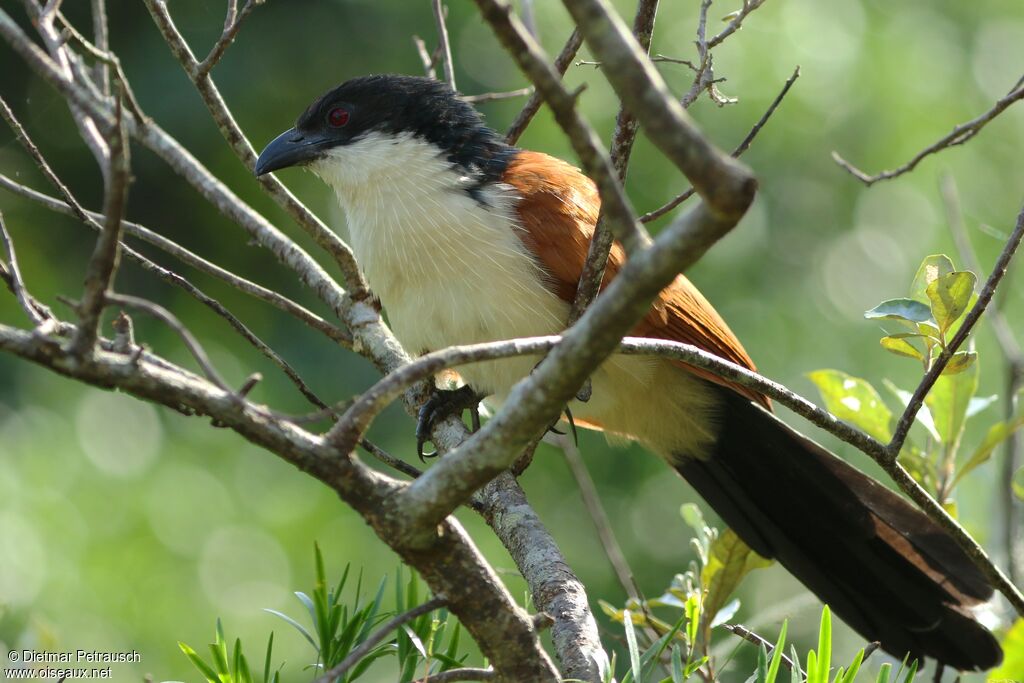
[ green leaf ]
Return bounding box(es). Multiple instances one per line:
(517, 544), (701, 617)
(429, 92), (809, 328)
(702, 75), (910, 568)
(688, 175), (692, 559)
(671, 645), (685, 683)
(262, 632), (274, 683)
(952, 413), (1024, 487)
(838, 648), (864, 683)
(875, 662), (892, 683)
(700, 529), (772, 629)
(926, 271), (977, 334)
(766, 621), (787, 683)
(941, 350), (977, 375)
(990, 618), (1024, 682)
(178, 642), (220, 683)
(880, 335), (924, 360)
(623, 609), (641, 683)
(925, 354), (979, 448)
(263, 609), (317, 650)
(909, 255), (955, 303)
(816, 606), (832, 683)
(1013, 466), (1024, 501)
(807, 370), (893, 442)
(864, 298), (934, 326)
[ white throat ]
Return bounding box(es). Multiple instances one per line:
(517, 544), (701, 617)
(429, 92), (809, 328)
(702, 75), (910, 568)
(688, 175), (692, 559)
(310, 132), (569, 393)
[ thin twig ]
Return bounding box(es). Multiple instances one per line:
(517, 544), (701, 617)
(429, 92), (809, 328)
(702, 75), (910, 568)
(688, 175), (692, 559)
(0, 175), (350, 347)
(569, 0), (660, 324)
(558, 434), (638, 600)
(641, 66), (799, 223)
(69, 92), (130, 357)
(360, 439), (423, 479)
(197, 0), (259, 76)
(505, 29), (583, 145)
(462, 87), (533, 103)
(721, 623), (794, 670)
(707, 0), (767, 48)
(476, 1), (649, 252)
(833, 77), (1024, 186)
(889, 206), (1024, 455)
(412, 34), (438, 79)
(90, 0), (109, 95)
(141, 0), (369, 296)
(412, 668), (495, 682)
(313, 597), (447, 683)
(432, 0), (456, 90)
(56, 12), (147, 122)
(104, 292), (233, 393)
(941, 173), (1024, 584)
(0, 212), (48, 326)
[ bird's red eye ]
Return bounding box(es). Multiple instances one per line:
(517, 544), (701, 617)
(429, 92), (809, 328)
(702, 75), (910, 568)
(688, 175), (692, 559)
(327, 107), (350, 128)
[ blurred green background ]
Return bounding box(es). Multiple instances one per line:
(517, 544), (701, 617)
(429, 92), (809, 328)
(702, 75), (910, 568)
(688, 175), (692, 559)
(1, 0), (1022, 680)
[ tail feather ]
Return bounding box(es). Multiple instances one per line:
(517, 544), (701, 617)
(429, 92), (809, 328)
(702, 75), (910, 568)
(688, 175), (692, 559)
(674, 389), (1002, 671)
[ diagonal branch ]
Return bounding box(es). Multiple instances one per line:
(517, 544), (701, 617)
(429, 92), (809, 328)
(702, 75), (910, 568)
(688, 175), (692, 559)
(432, 0), (457, 90)
(69, 93), (130, 356)
(641, 65), (799, 224)
(0, 212), (48, 326)
(833, 76), (1024, 186)
(141, 0), (368, 296)
(505, 29), (583, 145)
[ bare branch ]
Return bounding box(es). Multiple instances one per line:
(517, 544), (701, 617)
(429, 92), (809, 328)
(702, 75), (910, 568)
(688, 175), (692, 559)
(69, 93), (130, 356)
(641, 65), (799, 223)
(477, 472), (609, 682)
(103, 292), (233, 392)
(0, 175), (351, 348)
(707, 0), (767, 49)
(197, 0), (260, 76)
(412, 34), (438, 79)
(833, 77), (1024, 186)
(570, 0), (660, 324)
(889, 206), (1024, 454)
(313, 596), (448, 683)
(140, 0), (369, 296)
(0, 212), (48, 326)
(475, 0), (648, 252)
(461, 87), (533, 103)
(722, 623), (795, 670)
(941, 173), (1024, 585)
(90, 0), (110, 95)
(413, 668), (495, 683)
(557, 434), (637, 600)
(505, 29), (583, 145)
(561, 0), (756, 225)
(432, 0), (457, 90)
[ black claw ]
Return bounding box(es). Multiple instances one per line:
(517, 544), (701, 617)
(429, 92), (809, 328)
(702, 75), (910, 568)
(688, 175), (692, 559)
(564, 406), (579, 445)
(415, 385), (483, 460)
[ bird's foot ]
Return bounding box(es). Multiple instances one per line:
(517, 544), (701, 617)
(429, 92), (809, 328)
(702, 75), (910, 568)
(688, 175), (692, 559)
(416, 385), (484, 461)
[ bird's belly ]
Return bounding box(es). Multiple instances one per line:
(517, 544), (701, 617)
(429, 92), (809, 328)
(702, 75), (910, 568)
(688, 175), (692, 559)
(382, 264), (570, 398)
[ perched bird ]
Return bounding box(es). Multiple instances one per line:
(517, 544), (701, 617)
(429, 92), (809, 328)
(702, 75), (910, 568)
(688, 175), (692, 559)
(255, 74), (1002, 670)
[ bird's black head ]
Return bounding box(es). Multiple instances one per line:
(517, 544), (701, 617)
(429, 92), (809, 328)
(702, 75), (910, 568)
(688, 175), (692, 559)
(254, 74), (511, 178)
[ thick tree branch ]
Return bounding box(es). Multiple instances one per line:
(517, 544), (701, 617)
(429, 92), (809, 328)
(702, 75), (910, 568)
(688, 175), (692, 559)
(0, 323), (558, 682)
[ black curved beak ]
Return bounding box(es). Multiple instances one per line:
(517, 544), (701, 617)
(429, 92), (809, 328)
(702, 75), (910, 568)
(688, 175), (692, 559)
(254, 128), (328, 176)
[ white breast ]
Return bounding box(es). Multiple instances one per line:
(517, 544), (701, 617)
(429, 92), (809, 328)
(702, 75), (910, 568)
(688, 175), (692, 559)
(312, 133), (720, 459)
(313, 133), (569, 399)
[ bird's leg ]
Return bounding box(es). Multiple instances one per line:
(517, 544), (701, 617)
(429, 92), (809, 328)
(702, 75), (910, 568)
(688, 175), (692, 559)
(416, 384), (484, 461)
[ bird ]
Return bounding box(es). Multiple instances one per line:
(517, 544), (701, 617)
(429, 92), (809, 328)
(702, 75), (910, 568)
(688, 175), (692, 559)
(254, 74), (1002, 671)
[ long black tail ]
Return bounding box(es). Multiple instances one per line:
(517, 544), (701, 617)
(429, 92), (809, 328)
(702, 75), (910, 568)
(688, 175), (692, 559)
(674, 389), (1002, 671)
